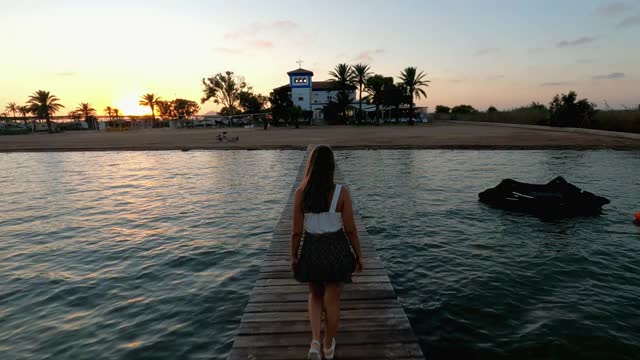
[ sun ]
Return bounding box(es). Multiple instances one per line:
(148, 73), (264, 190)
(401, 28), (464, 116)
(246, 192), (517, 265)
(115, 94), (151, 116)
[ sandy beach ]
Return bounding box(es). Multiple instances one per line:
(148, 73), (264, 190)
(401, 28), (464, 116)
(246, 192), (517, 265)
(1, 122), (640, 152)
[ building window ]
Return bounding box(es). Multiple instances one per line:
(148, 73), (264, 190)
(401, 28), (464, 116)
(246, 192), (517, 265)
(298, 97), (303, 101)
(293, 77), (308, 84)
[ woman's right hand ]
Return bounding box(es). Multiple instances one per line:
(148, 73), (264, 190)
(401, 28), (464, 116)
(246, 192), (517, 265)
(290, 256), (298, 272)
(356, 257), (364, 272)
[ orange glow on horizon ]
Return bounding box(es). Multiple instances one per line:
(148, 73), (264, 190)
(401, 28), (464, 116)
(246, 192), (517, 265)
(115, 94), (151, 117)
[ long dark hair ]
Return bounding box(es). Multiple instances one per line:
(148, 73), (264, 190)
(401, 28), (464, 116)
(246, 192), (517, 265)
(301, 145), (336, 213)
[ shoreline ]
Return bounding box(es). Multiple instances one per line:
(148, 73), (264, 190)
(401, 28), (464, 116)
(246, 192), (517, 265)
(2, 122), (640, 153)
(2, 144), (640, 153)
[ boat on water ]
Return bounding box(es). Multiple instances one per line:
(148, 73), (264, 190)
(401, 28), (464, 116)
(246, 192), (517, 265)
(478, 176), (610, 216)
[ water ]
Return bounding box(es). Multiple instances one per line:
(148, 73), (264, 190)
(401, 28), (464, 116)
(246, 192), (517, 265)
(1, 150), (639, 359)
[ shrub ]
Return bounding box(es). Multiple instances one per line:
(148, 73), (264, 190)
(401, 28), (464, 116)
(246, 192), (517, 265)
(451, 104), (478, 114)
(548, 91), (597, 127)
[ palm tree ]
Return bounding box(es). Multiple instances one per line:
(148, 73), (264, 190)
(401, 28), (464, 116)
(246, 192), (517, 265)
(139, 93), (161, 128)
(104, 106), (113, 121)
(27, 90), (65, 133)
(399, 67), (430, 124)
(75, 102), (97, 130)
(329, 63), (355, 90)
(17, 105), (30, 126)
(352, 63), (371, 123)
(366, 75), (393, 123)
(5, 102), (18, 120)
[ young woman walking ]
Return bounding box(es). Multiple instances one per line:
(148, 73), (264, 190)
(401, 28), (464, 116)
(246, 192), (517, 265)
(290, 145), (364, 359)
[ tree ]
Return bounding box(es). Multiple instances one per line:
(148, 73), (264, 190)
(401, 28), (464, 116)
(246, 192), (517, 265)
(17, 105), (30, 126)
(451, 104), (478, 114)
(5, 102), (18, 119)
(104, 106), (113, 122)
(75, 102), (97, 130)
(400, 67), (430, 124)
(487, 106), (498, 113)
(435, 105), (450, 114)
(173, 99), (200, 119)
(201, 71), (249, 118)
(156, 100), (175, 119)
(288, 105), (302, 128)
(269, 87), (293, 126)
(383, 83), (410, 123)
(139, 93), (161, 128)
(549, 91), (597, 128)
(329, 63), (355, 90)
(27, 90), (64, 133)
(366, 75), (394, 123)
(335, 91), (353, 122)
(238, 91), (267, 114)
(352, 63), (371, 123)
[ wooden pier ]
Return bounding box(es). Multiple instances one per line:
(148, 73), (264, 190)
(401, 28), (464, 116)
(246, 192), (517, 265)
(228, 146), (425, 359)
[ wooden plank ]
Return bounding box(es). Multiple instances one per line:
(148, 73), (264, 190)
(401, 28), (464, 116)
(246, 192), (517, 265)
(240, 307), (407, 323)
(247, 289), (397, 303)
(243, 298), (402, 313)
(255, 275), (390, 286)
(237, 317), (414, 335)
(229, 342), (424, 359)
(256, 268), (389, 279)
(232, 329), (418, 347)
(250, 282), (395, 295)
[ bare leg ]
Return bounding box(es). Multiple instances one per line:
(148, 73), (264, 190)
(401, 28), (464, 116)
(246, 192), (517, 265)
(308, 283), (325, 344)
(323, 282), (343, 345)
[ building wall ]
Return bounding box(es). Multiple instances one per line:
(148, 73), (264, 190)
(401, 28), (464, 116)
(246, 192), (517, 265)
(311, 90), (356, 106)
(291, 87), (312, 110)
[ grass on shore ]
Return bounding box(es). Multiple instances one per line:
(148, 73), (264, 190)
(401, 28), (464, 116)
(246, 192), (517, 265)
(446, 109), (640, 134)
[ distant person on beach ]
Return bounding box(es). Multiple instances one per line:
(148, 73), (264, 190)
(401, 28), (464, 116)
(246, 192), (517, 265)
(290, 145), (363, 359)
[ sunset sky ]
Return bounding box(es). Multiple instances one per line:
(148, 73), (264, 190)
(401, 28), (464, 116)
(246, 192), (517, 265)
(1, 0), (639, 115)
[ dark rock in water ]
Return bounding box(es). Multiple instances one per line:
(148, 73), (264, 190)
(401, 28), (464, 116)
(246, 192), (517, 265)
(478, 176), (610, 217)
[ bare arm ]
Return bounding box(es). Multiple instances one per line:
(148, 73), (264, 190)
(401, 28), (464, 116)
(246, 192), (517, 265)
(290, 188), (304, 268)
(341, 187), (363, 268)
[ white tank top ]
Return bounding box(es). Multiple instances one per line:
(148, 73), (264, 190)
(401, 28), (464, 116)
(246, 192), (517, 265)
(304, 184), (343, 234)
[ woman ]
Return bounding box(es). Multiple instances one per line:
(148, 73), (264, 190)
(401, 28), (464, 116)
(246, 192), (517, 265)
(290, 145), (364, 359)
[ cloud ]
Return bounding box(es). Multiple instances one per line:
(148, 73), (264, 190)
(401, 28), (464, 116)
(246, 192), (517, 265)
(595, 2), (634, 16)
(56, 72), (77, 76)
(352, 49), (384, 62)
(474, 47), (500, 56)
(618, 14), (640, 28)
(541, 81), (572, 87)
(486, 74), (505, 80)
(576, 58), (593, 64)
(213, 47), (244, 54)
(556, 36), (596, 48)
(246, 40), (273, 49)
(593, 72), (625, 79)
(222, 20), (298, 51)
(223, 31), (243, 40)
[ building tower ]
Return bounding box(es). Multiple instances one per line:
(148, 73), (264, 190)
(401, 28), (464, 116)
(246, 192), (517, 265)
(287, 67), (313, 111)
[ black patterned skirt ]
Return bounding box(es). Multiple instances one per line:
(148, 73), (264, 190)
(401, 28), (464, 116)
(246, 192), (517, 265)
(294, 230), (356, 283)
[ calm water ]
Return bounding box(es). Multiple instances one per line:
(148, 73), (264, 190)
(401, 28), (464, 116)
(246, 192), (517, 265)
(1, 150), (639, 359)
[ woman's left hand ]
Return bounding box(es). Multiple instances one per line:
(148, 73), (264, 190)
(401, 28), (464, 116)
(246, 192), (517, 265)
(290, 257), (298, 272)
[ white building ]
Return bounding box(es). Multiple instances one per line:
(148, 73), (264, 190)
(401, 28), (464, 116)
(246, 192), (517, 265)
(274, 68), (357, 120)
